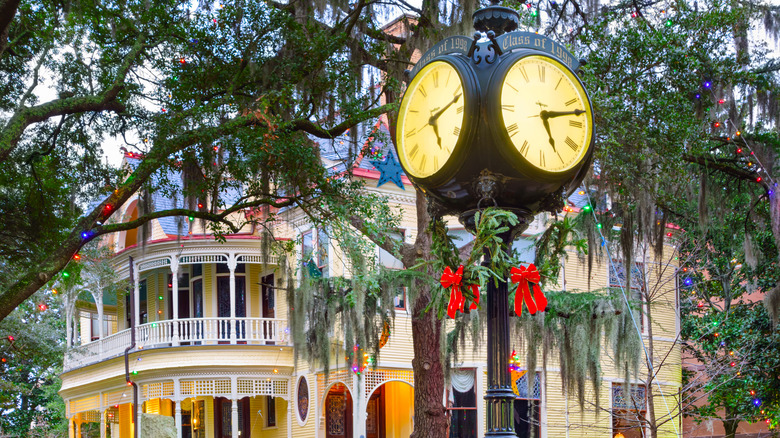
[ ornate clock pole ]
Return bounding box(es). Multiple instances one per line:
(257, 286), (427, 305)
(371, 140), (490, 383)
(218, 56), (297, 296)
(394, 1), (594, 436)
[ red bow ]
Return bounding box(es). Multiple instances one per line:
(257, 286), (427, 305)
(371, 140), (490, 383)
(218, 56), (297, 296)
(441, 266), (480, 318)
(510, 264), (548, 317)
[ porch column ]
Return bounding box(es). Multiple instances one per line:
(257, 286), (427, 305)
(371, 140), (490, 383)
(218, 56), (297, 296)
(100, 409), (106, 438)
(174, 379), (183, 438)
(231, 399), (239, 438)
(133, 263), (140, 329)
(75, 417), (81, 437)
(170, 258), (180, 346)
(174, 403), (183, 438)
(353, 373), (366, 438)
(69, 417), (75, 438)
(228, 255), (237, 344)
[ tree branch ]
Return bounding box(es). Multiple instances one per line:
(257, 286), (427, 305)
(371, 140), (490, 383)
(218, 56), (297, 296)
(0, 33), (146, 162)
(0, 0), (21, 57)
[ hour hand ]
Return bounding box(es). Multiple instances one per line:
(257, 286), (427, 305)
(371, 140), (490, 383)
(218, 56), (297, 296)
(542, 117), (556, 152)
(431, 122), (442, 148)
(541, 109), (586, 119)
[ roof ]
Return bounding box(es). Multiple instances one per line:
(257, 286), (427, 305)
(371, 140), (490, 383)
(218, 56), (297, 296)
(123, 155), (243, 236)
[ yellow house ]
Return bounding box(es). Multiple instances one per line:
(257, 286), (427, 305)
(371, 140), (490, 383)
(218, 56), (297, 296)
(59, 121), (681, 438)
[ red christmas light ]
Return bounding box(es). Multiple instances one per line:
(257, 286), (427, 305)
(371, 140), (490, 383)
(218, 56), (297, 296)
(38, 303), (47, 311)
(1, 358), (5, 363)
(179, 57), (186, 64)
(718, 99), (725, 104)
(73, 254), (81, 261)
(7, 336), (14, 342)
(198, 203), (203, 209)
(730, 361), (736, 367)
(757, 177), (763, 183)
(737, 148), (743, 153)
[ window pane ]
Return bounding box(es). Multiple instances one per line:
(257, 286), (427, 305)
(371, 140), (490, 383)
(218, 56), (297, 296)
(378, 231), (404, 269)
(302, 231), (314, 260)
(317, 228), (329, 268)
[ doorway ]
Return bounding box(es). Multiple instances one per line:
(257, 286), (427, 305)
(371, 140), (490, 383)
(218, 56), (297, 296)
(325, 384), (353, 438)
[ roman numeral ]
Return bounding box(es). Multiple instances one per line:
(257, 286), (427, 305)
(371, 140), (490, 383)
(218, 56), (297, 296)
(569, 120), (582, 128)
(419, 155), (427, 171)
(409, 144), (419, 159)
(565, 98), (577, 106)
(446, 71), (451, 87)
(565, 137), (579, 151)
(507, 82), (519, 92)
(457, 106), (464, 114)
(555, 77), (563, 90)
(507, 123), (519, 137)
(502, 104), (515, 112)
(453, 127), (461, 136)
(538, 66), (545, 82)
(519, 140), (529, 155)
(540, 151), (546, 167)
(433, 156), (439, 169)
(432, 71), (439, 88)
(518, 66), (529, 83)
(406, 128), (417, 137)
(419, 86), (427, 98)
(454, 84), (462, 96)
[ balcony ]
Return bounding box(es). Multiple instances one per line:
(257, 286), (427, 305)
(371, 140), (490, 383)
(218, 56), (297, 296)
(64, 316), (288, 372)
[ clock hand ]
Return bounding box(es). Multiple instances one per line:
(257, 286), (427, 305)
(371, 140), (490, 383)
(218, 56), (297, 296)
(428, 94), (462, 125)
(431, 122), (442, 149)
(541, 116), (557, 152)
(541, 109), (586, 119)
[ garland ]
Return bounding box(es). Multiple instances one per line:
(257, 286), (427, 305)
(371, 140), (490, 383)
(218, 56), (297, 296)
(432, 207), (642, 411)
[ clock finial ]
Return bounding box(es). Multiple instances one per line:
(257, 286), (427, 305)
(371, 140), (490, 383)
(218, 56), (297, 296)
(473, 0), (520, 36)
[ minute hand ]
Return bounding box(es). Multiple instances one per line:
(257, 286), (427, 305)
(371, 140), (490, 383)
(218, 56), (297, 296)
(541, 109), (586, 119)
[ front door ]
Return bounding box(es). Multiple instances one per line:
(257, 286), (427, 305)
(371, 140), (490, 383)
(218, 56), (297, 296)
(366, 386), (385, 438)
(326, 386), (353, 438)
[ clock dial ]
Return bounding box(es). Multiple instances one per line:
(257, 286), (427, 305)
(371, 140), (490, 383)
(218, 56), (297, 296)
(500, 55), (593, 173)
(396, 61), (466, 179)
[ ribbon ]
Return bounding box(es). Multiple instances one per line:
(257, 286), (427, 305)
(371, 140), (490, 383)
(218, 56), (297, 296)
(510, 264), (548, 317)
(468, 284), (480, 310)
(441, 265), (465, 319)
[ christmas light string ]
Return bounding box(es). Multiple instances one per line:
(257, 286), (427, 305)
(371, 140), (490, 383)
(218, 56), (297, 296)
(581, 190), (681, 436)
(580, 187), (776, 429)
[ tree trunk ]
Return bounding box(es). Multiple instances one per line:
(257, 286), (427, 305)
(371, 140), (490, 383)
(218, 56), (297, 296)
(405, 191), (448, 438)
(722, 415), (739, 438)
(410, 289), (447, 438)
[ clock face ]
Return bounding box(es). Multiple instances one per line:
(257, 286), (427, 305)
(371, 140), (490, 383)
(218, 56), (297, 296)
(396, 61), (466, 179)
(500, 55), (593, 173)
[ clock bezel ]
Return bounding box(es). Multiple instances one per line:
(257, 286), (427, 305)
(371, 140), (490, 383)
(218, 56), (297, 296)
(395, 56), (480, 187)
(488, 50), (595, 183)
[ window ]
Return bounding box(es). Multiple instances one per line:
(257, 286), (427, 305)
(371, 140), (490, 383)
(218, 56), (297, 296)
(378, 230), (405, 269)
(301, 228), (329, 277)
(612, 383), (647, 438)
(513, 371), (541, 438)
(125, 279), (148, 326)
(449, 369), (477, 438)
(610, 260), (645, 331)
(394, 287), (406, 310)
(86, 312), (113, 341)
(266, 396), (276, 427)
(168, 271), (191, 319)
(318, 228), (329, 271)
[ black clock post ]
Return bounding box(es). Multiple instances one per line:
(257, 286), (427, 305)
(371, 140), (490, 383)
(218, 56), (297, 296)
(394, 1), (594, 437)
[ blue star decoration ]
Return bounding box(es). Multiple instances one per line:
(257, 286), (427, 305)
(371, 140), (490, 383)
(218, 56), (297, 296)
(370, 147), (405, 190)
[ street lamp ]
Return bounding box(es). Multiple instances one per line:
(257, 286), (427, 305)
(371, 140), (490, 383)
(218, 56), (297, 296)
(394, 1), (595, 436)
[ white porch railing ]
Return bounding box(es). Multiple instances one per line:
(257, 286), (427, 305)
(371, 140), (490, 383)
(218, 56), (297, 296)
(64, 317), (288, 372)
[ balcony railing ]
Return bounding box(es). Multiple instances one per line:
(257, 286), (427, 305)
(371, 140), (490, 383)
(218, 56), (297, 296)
(64, 317), (288, 372)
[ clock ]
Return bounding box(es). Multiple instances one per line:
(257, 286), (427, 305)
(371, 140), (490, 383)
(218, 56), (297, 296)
(492, 53), (593, 178)
(395, 58), (477, 184)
